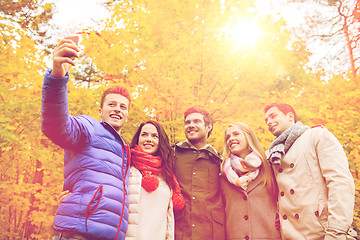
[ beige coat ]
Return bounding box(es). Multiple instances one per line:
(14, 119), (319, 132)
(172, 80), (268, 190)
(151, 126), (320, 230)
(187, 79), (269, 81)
(269, 126), (355, 240)
(126, 167), (174, 240)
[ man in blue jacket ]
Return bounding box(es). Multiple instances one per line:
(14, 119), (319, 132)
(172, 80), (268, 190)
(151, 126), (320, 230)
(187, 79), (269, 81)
(41, 37), (130, 240)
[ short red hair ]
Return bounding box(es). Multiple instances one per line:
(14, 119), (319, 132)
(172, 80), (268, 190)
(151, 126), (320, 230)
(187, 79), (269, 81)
(264, 103), (297, 122)
(100, 85), (131, 108)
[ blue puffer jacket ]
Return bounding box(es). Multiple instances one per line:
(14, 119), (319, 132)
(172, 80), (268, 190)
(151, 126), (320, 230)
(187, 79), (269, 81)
(41, 70), (130, 240)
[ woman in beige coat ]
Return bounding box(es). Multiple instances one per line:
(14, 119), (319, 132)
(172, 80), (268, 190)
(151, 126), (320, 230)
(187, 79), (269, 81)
(220, 122), (281, 240)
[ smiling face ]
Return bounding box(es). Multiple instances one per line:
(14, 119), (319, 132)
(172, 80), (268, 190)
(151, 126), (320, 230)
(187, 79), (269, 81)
(98, 93), (129, 133)
(184, 113), (211, 147)
(264, 106), (295, 137)
(225, 126), (251, 159)
(138, 123), (159, 155)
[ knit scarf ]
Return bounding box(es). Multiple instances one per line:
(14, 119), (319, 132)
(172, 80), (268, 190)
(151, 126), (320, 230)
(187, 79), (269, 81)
(268, 122), (309, 165)
(223, 152), (262, 190)
(130, 145), (185, 210)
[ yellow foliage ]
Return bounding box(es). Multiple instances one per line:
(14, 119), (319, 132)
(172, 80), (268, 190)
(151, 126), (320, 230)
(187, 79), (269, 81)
(1, 0), (360, 238)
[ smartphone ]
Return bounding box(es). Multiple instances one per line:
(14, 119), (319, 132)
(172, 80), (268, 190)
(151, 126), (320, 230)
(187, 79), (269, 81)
(65, 35), (79, 45)
(64, 35), (79, 59)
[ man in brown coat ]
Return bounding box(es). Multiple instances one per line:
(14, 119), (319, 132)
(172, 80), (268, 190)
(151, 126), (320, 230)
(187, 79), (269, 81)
(173, 106), (226, 240)
(264, 103), (356, 239)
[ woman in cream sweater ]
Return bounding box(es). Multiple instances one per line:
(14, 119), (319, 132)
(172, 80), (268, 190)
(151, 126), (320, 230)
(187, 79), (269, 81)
(126, 120), (184, 240)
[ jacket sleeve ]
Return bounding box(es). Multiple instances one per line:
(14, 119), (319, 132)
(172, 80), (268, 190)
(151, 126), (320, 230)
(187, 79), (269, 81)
(41, 70), (90, 149)
(314, 127), (355, 239)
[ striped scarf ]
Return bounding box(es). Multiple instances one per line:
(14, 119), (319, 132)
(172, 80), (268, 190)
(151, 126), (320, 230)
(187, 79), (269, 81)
(223, 152), (262, 190)
(268, 122), (309, 165)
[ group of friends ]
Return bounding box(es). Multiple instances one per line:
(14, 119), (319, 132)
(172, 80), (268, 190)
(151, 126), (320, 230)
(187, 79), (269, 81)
(41, 37), (356, 240)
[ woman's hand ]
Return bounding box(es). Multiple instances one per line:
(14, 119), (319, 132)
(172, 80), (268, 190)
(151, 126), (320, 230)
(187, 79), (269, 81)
(51, 37), (80, 78)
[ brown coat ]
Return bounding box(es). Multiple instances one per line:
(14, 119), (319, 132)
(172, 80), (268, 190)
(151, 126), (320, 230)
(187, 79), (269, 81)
(270, 126), (355, 240)
(220, 173), (281, 240)
(174, 141), (226, 240)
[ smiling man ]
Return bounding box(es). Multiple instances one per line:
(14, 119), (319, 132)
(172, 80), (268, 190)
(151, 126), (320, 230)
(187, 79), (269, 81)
(173, 106), (225, 240)
(41, 37), (131, 240)
(264, 103), (355, 239)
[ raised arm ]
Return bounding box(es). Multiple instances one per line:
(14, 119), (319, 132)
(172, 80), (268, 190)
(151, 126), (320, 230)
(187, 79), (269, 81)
(41, 37), (89, 149)
(51, 37), (79, 78)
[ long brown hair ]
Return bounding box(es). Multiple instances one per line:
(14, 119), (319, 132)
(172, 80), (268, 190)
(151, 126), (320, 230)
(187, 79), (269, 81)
(130, 120), (176, 190)
(222, 122), (277, 195)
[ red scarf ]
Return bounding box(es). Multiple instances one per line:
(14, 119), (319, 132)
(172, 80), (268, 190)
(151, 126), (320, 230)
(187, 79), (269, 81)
(131, 145), (185, 210)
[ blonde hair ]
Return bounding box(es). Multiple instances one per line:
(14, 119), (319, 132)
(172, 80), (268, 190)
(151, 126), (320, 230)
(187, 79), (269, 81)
(221, 122), (277, 195)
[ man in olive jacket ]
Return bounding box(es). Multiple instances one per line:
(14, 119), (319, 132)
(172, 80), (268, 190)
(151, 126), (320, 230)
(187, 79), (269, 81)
(173, 107), (226, 240)
(264, 103), (356, 240)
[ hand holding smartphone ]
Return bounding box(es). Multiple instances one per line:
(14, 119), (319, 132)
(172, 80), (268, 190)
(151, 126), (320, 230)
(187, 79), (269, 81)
(64, 35), (80, 59)
(51, 35), (80, 78)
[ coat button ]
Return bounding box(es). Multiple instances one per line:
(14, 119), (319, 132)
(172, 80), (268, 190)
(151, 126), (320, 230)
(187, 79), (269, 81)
(278, 168), (283, 173)
(290, 189), (295, 194)
(290, 163), (294, 168)
(283, 214), (287, 220)
(295, 213), (299, 219)
(244, 215), (249, 220)
(315, 211), (319, 217)
(245, 236), (249, 240)
(280, 191), (285, 197)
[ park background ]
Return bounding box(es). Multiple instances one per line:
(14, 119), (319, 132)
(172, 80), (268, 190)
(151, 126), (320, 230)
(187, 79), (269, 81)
(0, 0), (359, 239)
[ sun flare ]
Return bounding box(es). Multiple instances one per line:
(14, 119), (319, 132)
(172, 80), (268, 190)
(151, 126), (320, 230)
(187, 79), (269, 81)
(222, 19), (263, 48)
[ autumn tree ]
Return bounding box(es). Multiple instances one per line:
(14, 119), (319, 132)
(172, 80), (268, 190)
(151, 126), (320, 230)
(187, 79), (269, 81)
(0, 0), (55, 49)
(1, 0), (359, 238)
(78, 0), (312, 148)
(0, 1), (63, 239)
(284, 0), (360, 82)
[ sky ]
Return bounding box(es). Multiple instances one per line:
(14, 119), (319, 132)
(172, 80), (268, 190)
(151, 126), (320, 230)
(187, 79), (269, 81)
(50, 0), (109, 37)
(50, 0), (306, 35)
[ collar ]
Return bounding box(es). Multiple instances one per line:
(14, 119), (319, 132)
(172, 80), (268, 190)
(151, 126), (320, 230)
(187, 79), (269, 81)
(176, 140), (220, 159)
(185, 139), (212, 150)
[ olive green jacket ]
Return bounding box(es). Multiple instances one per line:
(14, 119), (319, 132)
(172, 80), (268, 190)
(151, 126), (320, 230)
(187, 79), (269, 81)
(174, 141), (226, 240)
